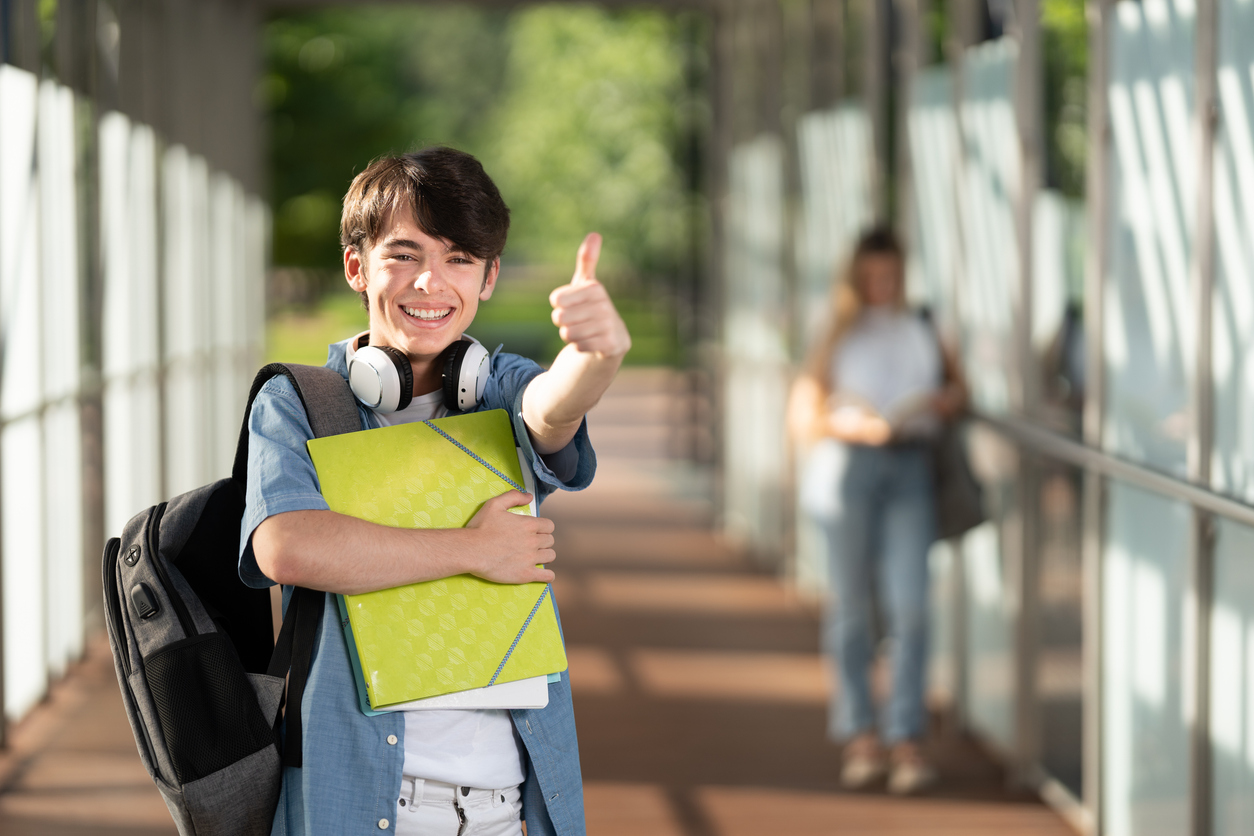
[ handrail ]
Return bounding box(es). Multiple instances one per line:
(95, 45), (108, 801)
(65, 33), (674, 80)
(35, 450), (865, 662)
(975, 412), (1254, 529)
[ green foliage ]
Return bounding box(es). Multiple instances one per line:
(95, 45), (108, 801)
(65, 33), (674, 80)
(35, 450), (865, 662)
(264, 7), (510, 270)
(263, 4), (698, 367)
(486, 7), (692, 278)
(266, 288), (368, 366)
(1042, 0), (1088, 197)
(265, 5), (696, 279)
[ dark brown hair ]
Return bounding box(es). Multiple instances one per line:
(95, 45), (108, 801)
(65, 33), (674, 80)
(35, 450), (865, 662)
(340, 147), (510, 302)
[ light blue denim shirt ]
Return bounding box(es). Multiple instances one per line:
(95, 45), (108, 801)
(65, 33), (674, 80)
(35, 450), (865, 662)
(238, 340), (595, 836)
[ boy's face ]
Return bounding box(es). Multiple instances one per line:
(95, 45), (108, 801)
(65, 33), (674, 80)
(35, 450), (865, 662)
(345, 210), (498, 367)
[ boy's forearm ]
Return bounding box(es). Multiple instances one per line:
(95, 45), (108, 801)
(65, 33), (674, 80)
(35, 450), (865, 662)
(521, 344), (624, 454)
(252, 489), (557, 594)
(252, 510), (484, 594)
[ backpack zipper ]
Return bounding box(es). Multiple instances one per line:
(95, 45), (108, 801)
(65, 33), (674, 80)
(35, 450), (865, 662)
(103, 538), (129, 676)
(144, 502), (198, 638)
(103, 535), (164, 781)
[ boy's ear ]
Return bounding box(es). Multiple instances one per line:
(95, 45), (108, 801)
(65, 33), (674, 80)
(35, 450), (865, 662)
(479, 257), (500, 301)
(345, 247), (367, 292)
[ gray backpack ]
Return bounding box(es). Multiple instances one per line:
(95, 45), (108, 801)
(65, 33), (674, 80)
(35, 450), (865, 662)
(102, 364), (359, 835)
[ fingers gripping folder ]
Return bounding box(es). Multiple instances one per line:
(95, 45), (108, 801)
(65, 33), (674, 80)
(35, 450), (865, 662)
(306, 409), (567, 712)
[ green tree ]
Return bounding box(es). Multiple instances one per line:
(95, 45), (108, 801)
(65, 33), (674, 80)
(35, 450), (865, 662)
(483, 7), (692, 279)
(264, 7), (510, 272)
(1042, 0), (1087, 197)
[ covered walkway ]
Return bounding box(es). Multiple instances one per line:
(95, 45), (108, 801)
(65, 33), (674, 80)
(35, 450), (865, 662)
(0, 370), (1071, 835)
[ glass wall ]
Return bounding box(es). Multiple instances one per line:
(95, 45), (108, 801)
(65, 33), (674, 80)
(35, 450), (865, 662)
(1032, 192), (1086, 437)
(1212, 0), (1254, 503)
(1037, 459), (1084, 796)
(723, 137), (789, 559)
(736, 0), (1254, 830)
(908, 66), (959, 332)
(1211, 518), (1254, 836)
(957, 39), (1020, 416)
(791, 103), (874, 593)
(0, 4), (267, 723)
(1103, 482), (1191, 836)
(1104, 0), (1195, 477)
(962, 426), (1021, 752)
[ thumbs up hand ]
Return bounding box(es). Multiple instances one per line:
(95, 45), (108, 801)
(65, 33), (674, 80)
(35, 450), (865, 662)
(548, 233), (632, 359)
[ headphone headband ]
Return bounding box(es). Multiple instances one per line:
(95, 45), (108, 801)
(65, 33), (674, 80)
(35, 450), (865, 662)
(346, 333), (491, 414)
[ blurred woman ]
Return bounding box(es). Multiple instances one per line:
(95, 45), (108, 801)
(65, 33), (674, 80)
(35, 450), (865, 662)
(788, 227), (966, 794)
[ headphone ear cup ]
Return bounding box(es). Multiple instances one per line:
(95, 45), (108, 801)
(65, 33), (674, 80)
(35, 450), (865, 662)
(441, 340), (472, 411)
(378, 346), (414, 411)
(348, 345), (413, 413)
(458, 341), (491, 411)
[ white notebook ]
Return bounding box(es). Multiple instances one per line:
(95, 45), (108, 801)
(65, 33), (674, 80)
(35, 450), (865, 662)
(376, 674), (550, 711)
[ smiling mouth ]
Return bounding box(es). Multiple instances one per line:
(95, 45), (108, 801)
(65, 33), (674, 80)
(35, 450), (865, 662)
(401, 305), (452, 321)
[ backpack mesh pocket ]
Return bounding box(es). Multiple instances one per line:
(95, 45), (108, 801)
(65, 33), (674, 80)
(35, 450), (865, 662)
(145, 632), (277, 783)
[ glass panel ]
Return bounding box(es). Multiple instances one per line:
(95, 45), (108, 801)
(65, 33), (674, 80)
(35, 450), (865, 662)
(1032, 192), (1086, 436)
(2, 419), (46, 720)
(1104, 0), (1195, 475)
(1036, 459), (1084, 796)
(39, 80), (85, 677)
(0, 65), (48, 721)
(1211, 518), (1254, 836)
(1212, 0), (1254, 501)
(963, 425), (1020, 751)
(957, 39), (1020, 415)
(795, 103), (873, 347)
(210, 174), (244, 476)
(928, 538), (960, 709)
(1103, 480), (1190, 836)
(792, 104), (873, 593)
(163, 146), (214, 496)
(908, 66), (959, 331)
(723, 138), (788, 555)
(101, 113), (162, 536)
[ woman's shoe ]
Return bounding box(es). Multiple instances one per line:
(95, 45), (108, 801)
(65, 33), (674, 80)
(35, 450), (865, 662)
(887, 740), (937, 794)
(840, 733), (887, 789)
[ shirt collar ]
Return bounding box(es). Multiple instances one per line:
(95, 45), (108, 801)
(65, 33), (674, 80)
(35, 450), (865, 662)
(325, 338), (353, 380)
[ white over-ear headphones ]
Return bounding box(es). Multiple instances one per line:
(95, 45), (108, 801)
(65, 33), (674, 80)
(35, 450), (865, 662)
(346, 333), (493, 413)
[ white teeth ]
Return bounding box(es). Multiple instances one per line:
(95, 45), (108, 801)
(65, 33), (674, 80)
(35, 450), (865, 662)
(402, 306), (450, 321)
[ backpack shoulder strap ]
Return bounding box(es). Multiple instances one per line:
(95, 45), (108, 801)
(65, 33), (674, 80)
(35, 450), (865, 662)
(231, 362), (360, 769)
(231, 363), (361, 485)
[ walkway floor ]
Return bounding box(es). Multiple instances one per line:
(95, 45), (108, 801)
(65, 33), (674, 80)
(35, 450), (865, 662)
(0, 368), (1075, 835)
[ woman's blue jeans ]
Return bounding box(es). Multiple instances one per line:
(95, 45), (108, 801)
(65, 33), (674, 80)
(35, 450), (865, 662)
(804, 440), (935, 745)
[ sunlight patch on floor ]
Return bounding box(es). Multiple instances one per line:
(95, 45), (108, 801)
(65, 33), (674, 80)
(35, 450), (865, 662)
(583, 782), (685, 836)
(628, 649), (830, 704)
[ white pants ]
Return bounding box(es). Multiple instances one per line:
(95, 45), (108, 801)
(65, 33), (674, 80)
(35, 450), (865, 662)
(394, 777), (523, 836)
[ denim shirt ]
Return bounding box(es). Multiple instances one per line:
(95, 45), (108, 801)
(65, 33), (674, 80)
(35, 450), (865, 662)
(238, 340), (595, 836)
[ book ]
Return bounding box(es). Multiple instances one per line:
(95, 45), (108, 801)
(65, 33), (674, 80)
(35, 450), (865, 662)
(335, 594), (553, 715)
(307, 409), (568, 710)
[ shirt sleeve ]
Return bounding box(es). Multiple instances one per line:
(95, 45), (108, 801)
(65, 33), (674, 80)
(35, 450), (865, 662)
(237, 375), (333, 589)
(479, 353), (597, 503)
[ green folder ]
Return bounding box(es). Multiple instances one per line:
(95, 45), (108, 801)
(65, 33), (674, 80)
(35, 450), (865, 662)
(306, 409), (568, 710)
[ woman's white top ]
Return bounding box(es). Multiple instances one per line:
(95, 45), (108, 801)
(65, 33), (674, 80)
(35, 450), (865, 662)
(829, 307), (943, 439)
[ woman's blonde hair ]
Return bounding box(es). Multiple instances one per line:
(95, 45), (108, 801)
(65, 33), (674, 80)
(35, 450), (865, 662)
(804, 225), (907, 393)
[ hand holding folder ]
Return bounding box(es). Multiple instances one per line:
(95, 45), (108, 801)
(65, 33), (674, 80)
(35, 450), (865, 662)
(307, 409), (568, 710)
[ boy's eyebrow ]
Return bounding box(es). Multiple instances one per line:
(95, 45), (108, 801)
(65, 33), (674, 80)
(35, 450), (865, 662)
(381, 237), (473, 258)
(381, 237), (423, 251)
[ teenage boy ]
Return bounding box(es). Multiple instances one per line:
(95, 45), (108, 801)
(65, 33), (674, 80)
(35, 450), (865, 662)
(239, 147), (630, 836)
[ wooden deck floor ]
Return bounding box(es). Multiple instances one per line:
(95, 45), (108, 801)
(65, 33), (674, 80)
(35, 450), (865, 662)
(0, 368), (1076, 835)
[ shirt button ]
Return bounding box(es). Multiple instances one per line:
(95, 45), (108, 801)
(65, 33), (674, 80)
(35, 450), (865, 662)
(378, 819), (389, 829)
(386, 734), (398, 745)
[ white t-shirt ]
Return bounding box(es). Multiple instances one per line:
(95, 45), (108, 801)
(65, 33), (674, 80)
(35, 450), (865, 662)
(830, 307), (942, 438)
(374, 389), (527, 789)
